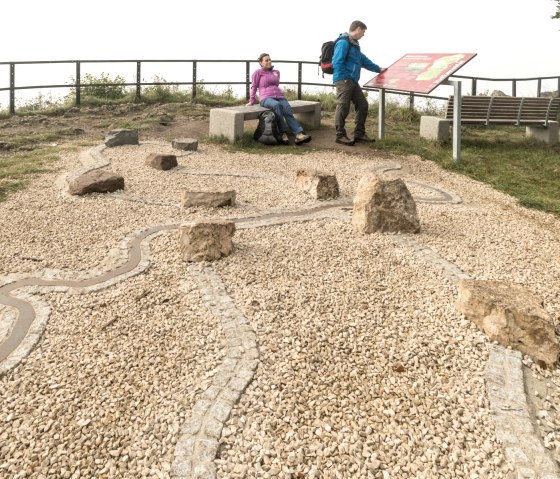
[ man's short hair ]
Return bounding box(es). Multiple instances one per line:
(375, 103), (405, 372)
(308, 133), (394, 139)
(349, 20), (367, 32)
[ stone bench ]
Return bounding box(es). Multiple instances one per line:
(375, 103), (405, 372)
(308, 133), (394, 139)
(209, 100), (321, 142)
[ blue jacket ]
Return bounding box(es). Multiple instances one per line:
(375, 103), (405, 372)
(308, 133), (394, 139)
(332, 33), (381, 83)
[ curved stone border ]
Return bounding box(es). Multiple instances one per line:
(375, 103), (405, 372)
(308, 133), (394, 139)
(170, 265), (258, 479)
(0, 225), (172, 371)
(367, 163), (462, 204)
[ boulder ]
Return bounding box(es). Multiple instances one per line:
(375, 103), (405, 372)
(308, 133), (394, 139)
(352, 174), (420, 234)
(178, 219), (235, 262)
(172, 138), (198, 151)
(104, 129), (139, 147)
(181, 190), (236, 208)
(456, 279), (560, 367)
(145, 153), (178, 170)
(294, 169), (339, 200)
(68, 169), (124, 196)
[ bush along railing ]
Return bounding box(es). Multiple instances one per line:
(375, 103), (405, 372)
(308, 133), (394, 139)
(1, 59), (559, 114)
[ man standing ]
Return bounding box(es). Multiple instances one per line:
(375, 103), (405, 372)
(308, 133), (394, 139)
(333, 20), (386, 146)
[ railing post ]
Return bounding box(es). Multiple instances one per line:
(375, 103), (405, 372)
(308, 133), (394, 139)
(75, 61), (81, 107)
(512, 80), (517, 97)
(537, 78), (542, 97)
(192, 61), (197, 100)
(136, 61), (142, 101)
(471, 78), (477, 96)
(557, 77), (560, 98)
(297, 62), (302, 100)
(9, 63), (15, 115)
(246, 61), (250, 101)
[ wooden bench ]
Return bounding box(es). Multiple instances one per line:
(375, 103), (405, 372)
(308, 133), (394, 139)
(420, 96), (560, 144)
(208, 100), (321, 142)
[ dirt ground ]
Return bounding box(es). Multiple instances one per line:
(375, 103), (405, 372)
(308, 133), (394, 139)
(0, 101), (380, 154)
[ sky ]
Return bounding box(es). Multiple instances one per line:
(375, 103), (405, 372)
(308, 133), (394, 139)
(1, 0), (559, 101)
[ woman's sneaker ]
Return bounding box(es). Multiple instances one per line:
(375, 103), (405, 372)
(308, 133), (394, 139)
(280, 132), (290, 145)
(294, 132), (311, 145)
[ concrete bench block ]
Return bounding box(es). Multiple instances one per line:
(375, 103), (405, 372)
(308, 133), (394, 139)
(526, 121), (559, 145)
(209, 101), (321, 142)
(420, 116), (450, 142)
(209, 109), (245, 141)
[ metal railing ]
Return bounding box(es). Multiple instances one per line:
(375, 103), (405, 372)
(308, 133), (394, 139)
(1, 59), (559, 114)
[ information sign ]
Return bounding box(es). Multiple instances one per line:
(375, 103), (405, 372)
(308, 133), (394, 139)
(364, 53), (477, 94)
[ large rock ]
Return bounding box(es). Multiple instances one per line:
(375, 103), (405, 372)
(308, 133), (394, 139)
(178, 219), (235, 262)
(294, 169), (339, 200)
(352, 174), (420, 234)
(145, 153), (177, 170)
(68, 169), (124, 195)
(104, 129), (139, 147)
(456, 279), (560, 367)
(181, 190), (236, 208)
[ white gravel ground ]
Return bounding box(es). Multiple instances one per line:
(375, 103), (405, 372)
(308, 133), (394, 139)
(1, 141), (560, 478)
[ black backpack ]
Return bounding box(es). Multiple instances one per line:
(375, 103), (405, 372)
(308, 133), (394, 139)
(253, 110), (280, 145)
(319, 37), (351, 77)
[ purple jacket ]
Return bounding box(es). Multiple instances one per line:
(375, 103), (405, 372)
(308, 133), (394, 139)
(249, 67), (284, 105)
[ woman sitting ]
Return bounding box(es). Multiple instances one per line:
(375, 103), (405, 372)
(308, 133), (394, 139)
(248, 53), (311, 145)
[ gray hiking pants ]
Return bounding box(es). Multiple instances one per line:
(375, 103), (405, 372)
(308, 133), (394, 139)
(334, 79), (369, 137)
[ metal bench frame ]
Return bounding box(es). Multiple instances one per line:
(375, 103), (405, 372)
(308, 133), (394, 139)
(446, 96), (560, 127)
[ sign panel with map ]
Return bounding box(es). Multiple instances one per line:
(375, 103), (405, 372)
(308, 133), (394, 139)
(364, 53), (477, 94)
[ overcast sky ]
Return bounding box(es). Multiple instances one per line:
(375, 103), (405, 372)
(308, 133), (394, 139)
(1, 0), (559, 100)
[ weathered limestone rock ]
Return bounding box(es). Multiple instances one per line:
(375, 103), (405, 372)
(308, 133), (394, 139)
(104, 129), (139, 147)
(172, 138), (198, 151)
(181, 190), (236, 208)
(352, 174), (420, 234)
(145, 153), (178, 170)
(178, 220), (235, 262)
(456, 279), (560, 367)
(68, 169), (124, 196)
(294, 169), (339, 200)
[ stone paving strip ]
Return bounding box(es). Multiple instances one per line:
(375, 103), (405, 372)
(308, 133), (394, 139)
(391, 233), (560, 479)
(1, 141), (559, 478)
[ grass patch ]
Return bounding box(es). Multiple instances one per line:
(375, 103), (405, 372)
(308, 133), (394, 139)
(0, 148), (59, 201)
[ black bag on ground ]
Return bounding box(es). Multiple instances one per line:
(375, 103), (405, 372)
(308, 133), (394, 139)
(253, 110), (280, 145)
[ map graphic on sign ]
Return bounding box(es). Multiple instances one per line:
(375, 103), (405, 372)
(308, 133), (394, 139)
(364, 53), (477, 94)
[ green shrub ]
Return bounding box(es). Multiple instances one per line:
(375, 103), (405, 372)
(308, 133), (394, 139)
(67, 73), (128, 102)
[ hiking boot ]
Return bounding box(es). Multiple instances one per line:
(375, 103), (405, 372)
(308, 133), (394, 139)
(294, 132), (311, 145)
(354, 132), (375, 142)
(335, 134), (355, 146)
(280, 132), (290, 145)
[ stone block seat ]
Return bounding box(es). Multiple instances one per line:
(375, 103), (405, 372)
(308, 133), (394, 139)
(420, 96), (560, 145)
(209, 100), (321, 142)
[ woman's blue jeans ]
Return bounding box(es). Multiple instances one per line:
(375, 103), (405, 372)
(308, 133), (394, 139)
(260, 97), (303, 135)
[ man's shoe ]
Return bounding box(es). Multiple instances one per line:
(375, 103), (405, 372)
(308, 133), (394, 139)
(335, 134), (355, 146)
(280, 133), (290, 145)
(294, 132), (311, 145)
(354, 133), (375, 143)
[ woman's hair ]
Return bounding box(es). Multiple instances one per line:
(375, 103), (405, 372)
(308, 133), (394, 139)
(258, 53), (270, 63)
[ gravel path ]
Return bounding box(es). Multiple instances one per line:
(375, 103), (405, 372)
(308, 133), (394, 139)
(1, 140), (560, 478)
